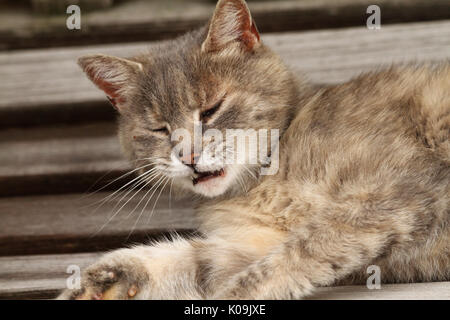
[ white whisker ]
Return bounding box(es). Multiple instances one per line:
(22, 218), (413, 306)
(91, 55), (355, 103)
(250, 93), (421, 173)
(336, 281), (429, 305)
(91, 169), (161, 236)
(87, 166), (159, 210)
(126, 175), (169, 240)
(146, 177), (171, 224)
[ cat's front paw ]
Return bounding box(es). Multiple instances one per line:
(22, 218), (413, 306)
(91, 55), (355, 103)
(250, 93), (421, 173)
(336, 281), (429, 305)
(58, 249), (150, 300)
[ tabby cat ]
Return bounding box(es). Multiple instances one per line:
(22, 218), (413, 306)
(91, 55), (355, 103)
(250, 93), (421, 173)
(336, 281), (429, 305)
(59, 0), (449, 299)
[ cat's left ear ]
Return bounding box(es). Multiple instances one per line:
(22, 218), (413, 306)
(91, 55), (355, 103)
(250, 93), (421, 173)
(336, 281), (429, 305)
(78, 54), (143, 111)
(202, 0), (260, 53)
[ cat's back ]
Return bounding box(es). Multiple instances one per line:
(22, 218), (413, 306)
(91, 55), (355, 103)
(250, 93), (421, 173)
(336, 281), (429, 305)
(279, 63), (449, 226)
(346, 63), (450, 160)
(271, 64), (450, 282)
(283, 64), (450, 173)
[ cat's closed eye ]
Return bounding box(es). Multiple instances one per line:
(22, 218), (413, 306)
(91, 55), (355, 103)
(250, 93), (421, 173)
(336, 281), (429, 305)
(152, 127), (169, 134)
(201, 99), (224, 122)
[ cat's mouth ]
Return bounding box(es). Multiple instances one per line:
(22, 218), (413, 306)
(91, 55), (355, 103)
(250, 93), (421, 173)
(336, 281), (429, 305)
(192, 168), (225, 185)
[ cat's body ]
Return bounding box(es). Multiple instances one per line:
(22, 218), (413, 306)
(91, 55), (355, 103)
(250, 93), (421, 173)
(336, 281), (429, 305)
(59, 0), (449, 300)
(197, 66), (450, 294)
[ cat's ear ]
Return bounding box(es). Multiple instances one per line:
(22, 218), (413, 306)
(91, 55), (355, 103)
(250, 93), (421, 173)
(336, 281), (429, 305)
(78, 54), (143, 111)
(202, 0), (260, 53)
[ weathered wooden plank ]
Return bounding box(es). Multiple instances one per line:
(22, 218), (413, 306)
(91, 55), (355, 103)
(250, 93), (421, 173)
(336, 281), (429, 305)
(0, 192), (198, 256)
(0, 121), (129, 196)
(30, 0), (114, 14)
(309, 282), (450, 300)
(1, 253), (448, 299)
(0, 252), (102, 299)
(1, 20), (449, 128)
(1, 0), (449, 50)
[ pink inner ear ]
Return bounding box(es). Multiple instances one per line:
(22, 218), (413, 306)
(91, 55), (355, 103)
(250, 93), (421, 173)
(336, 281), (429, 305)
(241, 21), (260, 51)
(228, 1), (260, 50)
(85, 68), (126, 106)
(207, 1), (261, 52)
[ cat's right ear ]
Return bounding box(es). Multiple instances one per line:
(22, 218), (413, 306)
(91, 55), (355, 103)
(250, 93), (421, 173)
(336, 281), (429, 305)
(202, 0), (260, 53)
(78, 54), (143, 111)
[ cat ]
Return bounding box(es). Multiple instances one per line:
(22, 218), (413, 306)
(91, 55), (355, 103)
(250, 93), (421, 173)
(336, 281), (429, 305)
(59, 0), (449, 299)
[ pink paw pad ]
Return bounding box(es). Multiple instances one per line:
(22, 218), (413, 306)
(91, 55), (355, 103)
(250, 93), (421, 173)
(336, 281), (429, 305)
(92, 292), (103, 300)
(128, 285), (138, 298)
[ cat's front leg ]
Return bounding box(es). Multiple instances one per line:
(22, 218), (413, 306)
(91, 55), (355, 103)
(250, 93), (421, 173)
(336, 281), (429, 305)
(58, 239), (203, 300)
(213, 225), (398, 299)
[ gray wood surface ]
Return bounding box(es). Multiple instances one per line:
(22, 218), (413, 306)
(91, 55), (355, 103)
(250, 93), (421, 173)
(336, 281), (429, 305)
(0, 192), (197, 256)
(0, 122), (128, 196)
(0, 252), (102, 299)
(1, 0), (448, 50)
(310, 282), (450, 300)
(1, 252), (448, 299)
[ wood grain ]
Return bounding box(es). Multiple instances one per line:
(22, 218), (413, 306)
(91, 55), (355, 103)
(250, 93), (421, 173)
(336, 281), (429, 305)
(1, 0), (449, 50)
(0, 252), (102, 299)
(0, 192), (198, 256)
(309, 282), (450, 300)
(0, 122), (129, 196)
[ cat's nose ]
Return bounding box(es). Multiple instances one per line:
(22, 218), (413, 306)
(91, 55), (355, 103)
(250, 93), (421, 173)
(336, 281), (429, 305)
(180, 152), (200, 168)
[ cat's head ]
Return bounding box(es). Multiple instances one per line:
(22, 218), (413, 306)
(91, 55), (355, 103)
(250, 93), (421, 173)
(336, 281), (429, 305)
(78, 0), (299, 198)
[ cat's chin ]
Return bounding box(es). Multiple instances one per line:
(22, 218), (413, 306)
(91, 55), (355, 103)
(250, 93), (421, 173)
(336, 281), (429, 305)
(191, 167), (233, 198)
(174, 167), (237, 198)
(192, 175), (230, 198)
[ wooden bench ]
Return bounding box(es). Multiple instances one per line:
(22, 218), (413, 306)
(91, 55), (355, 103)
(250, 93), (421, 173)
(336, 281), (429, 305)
(1, 0), (449, 50)
(0, 19), (449, 299)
